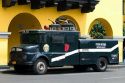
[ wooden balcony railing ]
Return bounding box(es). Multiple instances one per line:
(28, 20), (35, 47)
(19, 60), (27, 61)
(2, 0), (99, 13)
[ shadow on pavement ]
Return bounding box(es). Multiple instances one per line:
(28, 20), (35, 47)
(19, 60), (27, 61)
(1, 67), (115, 75)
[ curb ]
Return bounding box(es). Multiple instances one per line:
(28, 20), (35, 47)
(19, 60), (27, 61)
(0, 66), (10, 72)
(108, 64), (125, 69)
(0, 65), (125, 72)
(0, 66), (10, 69)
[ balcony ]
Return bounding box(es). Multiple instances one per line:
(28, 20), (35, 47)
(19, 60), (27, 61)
(2, 0), (99, 13)
(56, 0), (99, 13)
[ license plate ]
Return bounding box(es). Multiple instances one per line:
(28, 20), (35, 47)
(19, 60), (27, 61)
(12, 61), (16, 65)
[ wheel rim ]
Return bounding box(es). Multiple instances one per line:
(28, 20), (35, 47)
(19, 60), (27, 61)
(99, 61), (106, 69)
(37, 62), (46, 72)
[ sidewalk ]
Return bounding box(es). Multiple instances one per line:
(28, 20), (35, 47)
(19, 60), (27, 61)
(0, 66), (12, 72)
(108, 62), (125, 69)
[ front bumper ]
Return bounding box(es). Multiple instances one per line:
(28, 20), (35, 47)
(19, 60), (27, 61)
(8, 61), (33, 66)
(109, 57), (119, 65)
(9, 51), (35, 66)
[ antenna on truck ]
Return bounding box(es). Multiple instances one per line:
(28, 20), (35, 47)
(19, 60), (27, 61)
(48, 19), (55, 24)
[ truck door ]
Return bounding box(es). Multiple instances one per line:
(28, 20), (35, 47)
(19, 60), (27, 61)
(49, 32), (79, 66)
(49, 33), (65, 66)
(64, 34), (79, 65)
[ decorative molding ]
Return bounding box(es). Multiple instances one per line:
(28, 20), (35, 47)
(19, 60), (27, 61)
(0, 32), (11, 39)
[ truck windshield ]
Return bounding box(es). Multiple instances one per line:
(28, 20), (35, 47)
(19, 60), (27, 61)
(20, 34), (40, 44)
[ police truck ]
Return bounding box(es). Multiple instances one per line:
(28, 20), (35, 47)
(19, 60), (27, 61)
(9, 27), (119, 74)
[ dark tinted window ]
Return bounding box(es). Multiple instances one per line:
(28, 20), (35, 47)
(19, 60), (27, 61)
(21, 34), (40, 44)
(52, 35), (64, 44)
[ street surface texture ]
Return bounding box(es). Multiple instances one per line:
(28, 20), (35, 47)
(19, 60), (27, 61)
(0, 66), (125, 83)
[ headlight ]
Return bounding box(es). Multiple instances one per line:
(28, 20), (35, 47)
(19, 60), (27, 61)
(111, 54), (118, 59)
(22, 55), (27, 60)
(16, 48), (23, 51)
(11, 48), (16, 51)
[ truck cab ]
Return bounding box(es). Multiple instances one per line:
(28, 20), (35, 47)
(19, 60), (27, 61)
(9, 30), (119, 75)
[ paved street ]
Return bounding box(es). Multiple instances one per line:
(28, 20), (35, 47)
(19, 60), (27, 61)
(0, 66), (125, 83)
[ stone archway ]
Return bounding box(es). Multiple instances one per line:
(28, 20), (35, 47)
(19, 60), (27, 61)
(55, 15), (80, 31)
(88, 18), (113, 38)
(8, 13), (42, 54)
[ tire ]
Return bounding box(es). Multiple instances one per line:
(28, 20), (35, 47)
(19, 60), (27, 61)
(33, 59), (47, 75)
(93, 57), (108, 72)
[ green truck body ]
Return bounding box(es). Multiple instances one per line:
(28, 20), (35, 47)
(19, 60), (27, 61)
(9, 30), (119, 74)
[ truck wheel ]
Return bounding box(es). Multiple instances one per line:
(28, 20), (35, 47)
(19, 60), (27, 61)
(93, 57), (108, 72)
(33, 59), (47, 75)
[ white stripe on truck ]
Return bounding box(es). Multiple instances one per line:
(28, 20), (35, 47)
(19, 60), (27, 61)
(51, 44), (118, 62)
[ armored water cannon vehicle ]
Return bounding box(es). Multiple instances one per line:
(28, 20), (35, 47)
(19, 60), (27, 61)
(9, 30), (119, 74)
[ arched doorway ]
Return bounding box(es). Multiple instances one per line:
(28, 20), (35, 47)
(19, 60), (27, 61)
(55, 15), (80, 31)
(88, 18), (113, 38)
(8, 13), (42, 55)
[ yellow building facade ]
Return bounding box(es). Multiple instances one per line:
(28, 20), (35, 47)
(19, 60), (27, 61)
(0, 0), (123, 66)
